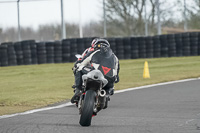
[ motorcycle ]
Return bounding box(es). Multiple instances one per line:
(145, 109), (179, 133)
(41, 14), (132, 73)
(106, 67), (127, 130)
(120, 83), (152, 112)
(74, 54), (110, 126)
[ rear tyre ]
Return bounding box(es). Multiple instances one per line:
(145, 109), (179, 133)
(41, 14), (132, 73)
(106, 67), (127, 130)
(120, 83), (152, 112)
(79, 90), (96, 126)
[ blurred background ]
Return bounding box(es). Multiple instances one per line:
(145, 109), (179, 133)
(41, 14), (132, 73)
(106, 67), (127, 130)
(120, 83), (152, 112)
(0, 0), (200, 43)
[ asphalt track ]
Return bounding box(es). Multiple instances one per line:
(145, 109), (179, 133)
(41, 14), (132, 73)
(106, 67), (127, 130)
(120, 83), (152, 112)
(0, 78), (200, 133)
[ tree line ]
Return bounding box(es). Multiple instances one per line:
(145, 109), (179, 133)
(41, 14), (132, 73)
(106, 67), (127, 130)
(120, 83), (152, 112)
(0, 0), (200, 43)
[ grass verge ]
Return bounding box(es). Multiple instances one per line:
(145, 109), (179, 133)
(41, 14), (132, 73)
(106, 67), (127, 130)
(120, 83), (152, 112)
(0, 56), (200, 115)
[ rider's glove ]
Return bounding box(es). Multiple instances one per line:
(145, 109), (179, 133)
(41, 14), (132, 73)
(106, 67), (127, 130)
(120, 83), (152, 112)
(72, 60), (81, 74)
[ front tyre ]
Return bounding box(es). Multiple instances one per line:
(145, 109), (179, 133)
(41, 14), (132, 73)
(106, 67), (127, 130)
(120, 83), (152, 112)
(79, 90), (96, 126)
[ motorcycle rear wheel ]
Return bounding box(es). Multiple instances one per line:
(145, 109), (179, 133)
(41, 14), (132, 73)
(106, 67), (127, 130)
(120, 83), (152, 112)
(79, 90), (96, 126)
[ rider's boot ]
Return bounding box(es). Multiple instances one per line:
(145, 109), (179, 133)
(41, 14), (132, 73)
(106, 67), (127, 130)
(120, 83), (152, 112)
(71, 71), (82, 103)
(109, 87), (114, 95)
(71, 87), (82, 103)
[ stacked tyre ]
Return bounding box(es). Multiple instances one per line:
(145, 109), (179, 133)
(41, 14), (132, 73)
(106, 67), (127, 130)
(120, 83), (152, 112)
(77, 38), (85, 55)
(62, 39), (70, 63)
(130, 37), (139, 59)
(182, 33), (190, 56)
(199, 33), (200, 55)
(145, 37), (154, 58)
(0, 47), (1, 66)
(160, 35), (168, 57)
(54, 41), (62, 63)
(28, 40), (37, 64)
(37, 42), (47, 64)
(152, 36), (161, 58)
(84, 38), (93, 50)
(123, 37), (131, 59)
(21, 41), (32, 65)
(138, 37), (146, 58)
(14, 42), (24, 65)
(167, 34), (176, 57)
(189, 32), (198, 56)
(46, 42), (54, 63)
(0, 43), (8, 66)
(7, 42), (17, 66)
(107, 38), (116, 54)
(175, 34), (183, 57)
(115, 38), (124, 59)
(69, 39), (77, 62)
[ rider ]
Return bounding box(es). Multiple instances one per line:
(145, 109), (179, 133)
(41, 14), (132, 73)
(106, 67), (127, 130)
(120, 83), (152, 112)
(71, 38), (120, 103)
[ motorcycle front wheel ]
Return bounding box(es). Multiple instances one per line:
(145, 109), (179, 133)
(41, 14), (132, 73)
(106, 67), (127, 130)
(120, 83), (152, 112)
(79, 90), (96, 126)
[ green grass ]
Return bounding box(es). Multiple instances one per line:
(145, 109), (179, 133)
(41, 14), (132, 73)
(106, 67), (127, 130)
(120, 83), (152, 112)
(0, 56), (200, 115)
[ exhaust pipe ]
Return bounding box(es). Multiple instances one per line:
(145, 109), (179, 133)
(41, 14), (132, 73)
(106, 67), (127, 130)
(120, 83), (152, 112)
(99, 89), (106, 97)
(98, 89), (106, 110)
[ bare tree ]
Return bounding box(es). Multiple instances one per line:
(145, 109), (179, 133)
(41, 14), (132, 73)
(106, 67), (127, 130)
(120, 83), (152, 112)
(105, 0), (145, 36)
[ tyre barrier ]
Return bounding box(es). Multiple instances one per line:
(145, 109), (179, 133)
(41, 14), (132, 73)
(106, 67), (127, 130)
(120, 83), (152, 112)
(175, 34), (182, 57)
(0, 43), (8, 66)
(7, 43), (17, 66)
(152, 36), (161, 58)
(37, 42), (47, 64)
(115, 38), (124, 59)
(0, 32), (200, 67)
(77, 38), (85, 55)
(160, 35), (168, 57)
(138, 37), (146, 58)
(198, 33), (200, 55)
(107, 38), (116, 54)
(130, 37), (139, 59)
(54, 41), (62, 63)
(29, 40), (38, 65)
(145, 37), (154, 58)
(189, 32), (199, 56)
(182, 33), (190, 56)
(62, 39), (70, 63)
(167, 34), (176, 57)
(123, 37), (131, 59)
(69, 39), (77, 62)
(21, 40), (32, 65)
(46, 42), (55, 64)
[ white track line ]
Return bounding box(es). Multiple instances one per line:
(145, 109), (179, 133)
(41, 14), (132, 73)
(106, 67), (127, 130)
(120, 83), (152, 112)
(115, 78), (198, 93)
(0, 77), (199, 120)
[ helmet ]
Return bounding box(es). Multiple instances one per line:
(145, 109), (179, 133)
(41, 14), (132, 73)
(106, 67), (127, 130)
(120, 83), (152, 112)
(91, 38), (110, 49)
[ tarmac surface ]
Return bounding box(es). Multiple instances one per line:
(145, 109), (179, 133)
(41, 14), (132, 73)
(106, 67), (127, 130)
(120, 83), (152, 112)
(0, 79), (200, 133)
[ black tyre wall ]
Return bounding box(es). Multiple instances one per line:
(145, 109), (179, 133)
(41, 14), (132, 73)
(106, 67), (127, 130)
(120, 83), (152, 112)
(54, 41), (62, 63)
(69, 39), (77, 62)
(152, 36), (161, 58)
(84, 38), (93, 50)
(115, 38), (124, 59)
(21, 40), (32, 65)
(182, 33), (190, 56)
(189, 32), (199, 56)
(14, 42), (24, 65)
(46, 42), (55, 63)
(198, 33), (200, 55)
(167, 34), (176, 57)
(62, 39), (70, 63)
(138, 37), (146, 58)
(7, 42), (17, 66)
(175, 34), (183, 57)
(160, 35), (168, 57)
(77, 38), (85, 55)
(0, 43), (8, 66)
(130, 37), (139, 59)
(145, 37), (154, 58)
(107, 38), (116, 54)
(37, 42), (47, 64)
(123, 37), (131, 59)
(29, 40), (37, 64)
